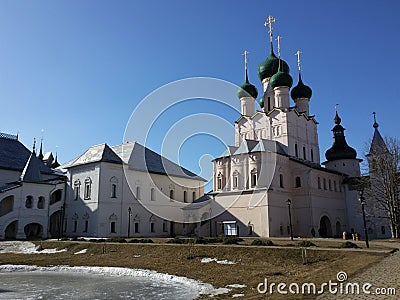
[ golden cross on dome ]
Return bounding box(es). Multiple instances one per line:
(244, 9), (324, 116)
(264, 15), (276, 44)
(276, 36), (282, 58)
(295, 50), (302, 72)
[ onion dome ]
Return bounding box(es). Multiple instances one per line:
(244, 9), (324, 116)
(237, 72), (258, 99)
(325, 112), (357, 161)
(258, 97), (264, 108)
(258, 49), (290, 82)
(291, 73), (312, 100)
(269, 60), (293, 89)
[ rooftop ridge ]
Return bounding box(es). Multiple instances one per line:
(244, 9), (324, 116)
(0, 132), (18, 140)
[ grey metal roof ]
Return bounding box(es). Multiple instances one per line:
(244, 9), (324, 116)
(0, 182), (22, 193)
(20, 152), (43, 182)
(63, 141), (205, 181)
(216, 139), (288, 159)
(233, 140), (259, 155)
(0, 135), (55, 175)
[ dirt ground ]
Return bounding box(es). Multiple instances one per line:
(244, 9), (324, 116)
(0, 238), (397, 299)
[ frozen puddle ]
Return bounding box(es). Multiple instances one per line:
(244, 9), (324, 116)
(0, 241), (66, 254)
(0, 265), (228, 299)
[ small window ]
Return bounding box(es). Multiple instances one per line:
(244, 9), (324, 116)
(295, 176), (301, 188)
(217, 174), (223, 190)
(318, 177), (321, 189)
(287, 225), (290, 235)
(134, 222), (139, 233)
(183, 191), (187, 203)
(110, 221), (116, 233)
(163, 221), (168, 232)
(233, 173), (239, 189)
(73, 220), (77, 232)
(267, 96), (271, 111)
(279, 174), (284, 188)
(84, 178), (92, 200)
(311, 149), (314, 162)
(192, 191), (196, 201)
(280, 225), (283, 235)
(323, 178), (327, 190)
(328, 180), (332, 191)
(303, 146), (306, 160)
(295, 144), (298, 157)
(74, 180), (81, 200)
(136, 186), (141, 200)
(251, 170), (257, 188)
(83, 220), (89, 233)
(37, 196), (45, 209)
(169, 189), (174, 200)
(25, 196), (33, 208)
(111, 184), (117, 198)
(248, 223), (253, 235)
(150, 188), (155, 201)
(150, 222), (155, 233)
(381, 226), (386, 235)
(334, 180), (337, 192)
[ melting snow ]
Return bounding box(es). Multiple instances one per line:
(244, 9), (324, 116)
(232, 293), (245, 297)
(0, 265), (228, 297)
(0, 241), (66, 254)
(201, 257), (236, 265)
(226, 284), (246, 288)
(74, 249), (87, 255)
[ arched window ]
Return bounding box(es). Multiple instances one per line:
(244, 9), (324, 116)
(310, 149), (314, 162)
(295, 176), (301, 188)
(51, 189), (63, 205)
(233, 171), (239, 189)
(169, 189), (174, 200)
(303, 146), (306, 160)
(25, 196), (33, 208)
(183, 191), (187, 203)
(217, 173), (223, 190)
(150, 188), (155, 201)
(136, 186), (141, 200)
(251, 169), (257, 188)
(323, 178), (327, 190)
(267, 96), (271, 111)
(334, 180), (337, 192)
(0, 195), (14, 217)
(110, 177), (118, 198)
(279, 174), (284, 188)
(192, 191), (196, 201)
(328, 179), (332, 191)
(37, 196), (45, 209)
(294, 144), (298, 157)
(109, 213), (117, 233)
(318, 177), (321, 189)
(84, 178), (92, 200)
(74, 180), (81, 200)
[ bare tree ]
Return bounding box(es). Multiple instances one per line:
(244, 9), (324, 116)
(364, 137), (400, 238)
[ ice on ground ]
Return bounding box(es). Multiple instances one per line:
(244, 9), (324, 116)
(0, 265), (228, 297)
(226, 284), (246, 288)
(232, 293), (245, 297)
(0, 241), (66, 254)
(74, 249), (87, 255)
(201, 257), (236, 265)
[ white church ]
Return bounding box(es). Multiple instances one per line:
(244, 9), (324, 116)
(0, 17), (392, 240)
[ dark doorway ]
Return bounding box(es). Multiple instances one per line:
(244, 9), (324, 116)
(49, 210), (62, 238)
(319, 216), (332, 238)
(5, 221), (18, 239)
(24, 223), (43, 239)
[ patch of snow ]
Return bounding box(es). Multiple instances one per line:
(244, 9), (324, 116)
(226, 284), (246, 288)
(0, 241), (66, 254)
(201, 257), (236, 265)
(133, 255), (141, 258)
(0, 265), (228, 297)
(232, 293), (245, 298)
(74, 249), (87, 255)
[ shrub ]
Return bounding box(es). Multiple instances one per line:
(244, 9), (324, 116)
(108, 237), (127, 243)
(340, 241), (360, 249)
(251, 239), (274, 246)
(297, 240), (317, 247)
(166, 238), (187, 244)
(205, 237), (224, 243)
(139, 238), (154, 243)
(222, 237), (243, 245)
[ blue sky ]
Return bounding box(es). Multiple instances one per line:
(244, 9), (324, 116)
(1, 1), (399, 189)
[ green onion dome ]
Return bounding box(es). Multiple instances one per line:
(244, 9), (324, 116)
(269, 68), (293, 89)
(258, 49), (290, 82)
(291, 73), (312, 100)
(258, 97), (264, 108)
(237, 75), (258, 99)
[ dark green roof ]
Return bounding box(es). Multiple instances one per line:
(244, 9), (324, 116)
(258, 49), (289, 81)
(269, 69), (293, 89)
(237, 73), (258, 99)
(325, 112), (357, 161)
(291, 73), (312, 100)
